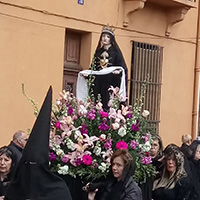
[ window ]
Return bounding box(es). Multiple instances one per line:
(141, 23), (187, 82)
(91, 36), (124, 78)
(129, 42), (163, 133)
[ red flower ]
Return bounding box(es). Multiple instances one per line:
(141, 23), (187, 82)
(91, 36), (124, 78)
(116, 141), (128, 149)
(82, 154), (93, 165)
(99, 111), (108, 118)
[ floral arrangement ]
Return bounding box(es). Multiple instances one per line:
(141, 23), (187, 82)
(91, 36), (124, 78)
(49, 84), (156, 183)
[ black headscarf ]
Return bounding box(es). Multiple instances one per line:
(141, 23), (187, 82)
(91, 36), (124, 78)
(92, 27), (127, 78)
(5, 87), (72, 200)
(104, 158), (136, 200)
(93, 151), (136, 200)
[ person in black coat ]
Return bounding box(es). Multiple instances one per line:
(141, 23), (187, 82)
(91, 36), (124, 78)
(5, 87), (72, 200)
(187, 140), (200, 200)
(139, 134), (164, 200)
(7, 130), (28, 171)
(179, 134), (192, 159)
(87, 149), (142, 200)
(0, 146), (15, 199)
(152, 144), (191, 200)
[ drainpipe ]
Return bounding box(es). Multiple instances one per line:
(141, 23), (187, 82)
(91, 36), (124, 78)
(192, 0), (200, 139)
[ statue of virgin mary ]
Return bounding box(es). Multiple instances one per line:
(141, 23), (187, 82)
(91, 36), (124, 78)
(76, 26), (127, 110)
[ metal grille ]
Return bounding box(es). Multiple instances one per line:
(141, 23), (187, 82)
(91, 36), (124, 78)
(129, 42), (163, 134)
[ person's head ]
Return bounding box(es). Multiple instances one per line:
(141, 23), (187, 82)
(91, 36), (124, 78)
(163, 144), (185, 177)
(150, 135), (163, 158)
(101, 33), (111, 46)
(13, 130), (28, 149)
(110, 149), (134, 181)
(0, 146), (14, 176)
(181, 134), (192, 145)
(98, 26), (115, 48)
(190, 140), (200, 160)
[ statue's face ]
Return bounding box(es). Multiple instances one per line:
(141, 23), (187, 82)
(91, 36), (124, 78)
(101, 33), (111, 46)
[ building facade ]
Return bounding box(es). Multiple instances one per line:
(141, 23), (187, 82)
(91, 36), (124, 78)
(0, 0), (199, 146)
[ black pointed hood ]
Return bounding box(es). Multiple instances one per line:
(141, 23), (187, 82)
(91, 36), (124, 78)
(5, 86), (72, 200)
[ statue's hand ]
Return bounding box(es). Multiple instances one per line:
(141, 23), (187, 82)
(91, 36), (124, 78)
(113, 69), (122, 74)
(81, 73), (88, 78)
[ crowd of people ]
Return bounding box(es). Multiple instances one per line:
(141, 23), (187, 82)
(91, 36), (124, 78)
(1, 27), (200, 200)
(1, 129), (200, 200)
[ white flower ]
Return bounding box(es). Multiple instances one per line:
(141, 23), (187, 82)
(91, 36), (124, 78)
(52, 143), (60, 151)
(112, 122), (120, 130)
(56, 99), (61, 105)
(58, 165), (69, 175)
(56, 149), (64, 156)
(96, 102), (103, 110)
(66, 138), (76, 151)
(142, 110), (150, 118)
(139, 141), (151, 152)
(98, 162), (109, 172)
(79, 105), (88, 115)
(93, 145), (102, 156)
(66, 116), (73, 125)
(99, 134), (106, 141)
(118, 127), (126, 137)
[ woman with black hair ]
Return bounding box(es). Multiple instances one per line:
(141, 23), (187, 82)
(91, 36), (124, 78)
(0, 146), (15, 199)
(77, 26), (127, 110)
(152, 144), (191, 200)
(87, 149), (142, 200)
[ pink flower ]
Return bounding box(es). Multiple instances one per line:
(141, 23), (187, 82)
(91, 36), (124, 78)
(87, 111), (96, 120)
(56, 121), (61, 129)
(141, 156), (152, 165)
(116, 141), (128, 149)
(130, 140), (139, 149)
(142, 135), (149, 143)
(61, 155), (69, 163)
(99, 111), (108, 118)
(82, 154), (93, 165)
(104, 139), (112, 150)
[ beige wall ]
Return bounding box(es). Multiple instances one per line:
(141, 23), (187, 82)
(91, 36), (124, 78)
(0, 0), (199, 148)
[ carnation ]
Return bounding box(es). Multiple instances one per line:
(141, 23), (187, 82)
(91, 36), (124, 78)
(82, 154), (93, 165)
(99, 111), (108, 118)
(116, 141), (128, 149)
(45, 86), (156, 182)
(56, 121), (61, 129)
